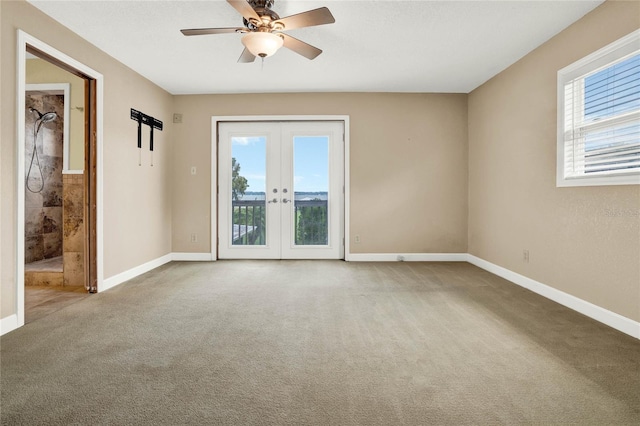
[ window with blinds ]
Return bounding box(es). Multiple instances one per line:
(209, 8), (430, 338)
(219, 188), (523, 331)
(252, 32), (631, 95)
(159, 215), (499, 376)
(557, 30), (640, 187)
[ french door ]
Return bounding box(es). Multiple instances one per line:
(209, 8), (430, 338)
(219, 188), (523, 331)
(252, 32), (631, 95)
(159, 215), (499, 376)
(218, 121), (344, 259)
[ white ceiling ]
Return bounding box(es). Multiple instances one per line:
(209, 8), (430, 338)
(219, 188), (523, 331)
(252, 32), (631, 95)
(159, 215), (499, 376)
(27, 0), (603, 95)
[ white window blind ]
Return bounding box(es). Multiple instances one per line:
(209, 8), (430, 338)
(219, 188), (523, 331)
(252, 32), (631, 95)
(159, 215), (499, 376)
(557, 30), (640, 187)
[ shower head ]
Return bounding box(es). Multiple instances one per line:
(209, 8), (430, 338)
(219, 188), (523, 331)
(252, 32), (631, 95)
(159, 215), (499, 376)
(40, 112), (57, 123)
(29, 107), (57, 123)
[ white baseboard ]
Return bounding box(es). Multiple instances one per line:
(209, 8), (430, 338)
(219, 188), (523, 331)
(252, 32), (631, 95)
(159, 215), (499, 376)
(99, 252), (213, 293)
(100, 253), (173, 292)
(466, 254), (640, 339)
(172, 252), (215, 261)
(346, 253), (467, 262)
(1, 314), (19, 336)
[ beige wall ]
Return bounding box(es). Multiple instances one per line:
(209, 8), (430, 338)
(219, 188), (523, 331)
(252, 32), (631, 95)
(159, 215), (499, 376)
(468, 0), (640, 322)
(26, 58), (85, 170)
(171, 93), (469, 254)
(1, 0), (173, 320)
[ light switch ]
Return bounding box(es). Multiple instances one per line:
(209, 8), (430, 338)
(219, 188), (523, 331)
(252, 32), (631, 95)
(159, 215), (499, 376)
(191, 166), (197, 175)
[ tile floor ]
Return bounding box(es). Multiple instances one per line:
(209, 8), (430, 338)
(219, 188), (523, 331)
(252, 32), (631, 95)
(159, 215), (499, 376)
(25, 286), (89, 324)
(24, 256), (89, 323)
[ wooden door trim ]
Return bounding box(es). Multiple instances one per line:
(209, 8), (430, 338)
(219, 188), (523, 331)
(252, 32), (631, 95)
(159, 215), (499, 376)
(85, 79), (98, 292)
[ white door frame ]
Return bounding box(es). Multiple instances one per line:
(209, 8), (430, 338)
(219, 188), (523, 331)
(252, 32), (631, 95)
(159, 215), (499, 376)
(14, 30), (104, 331)
(211, 116), (350, 260)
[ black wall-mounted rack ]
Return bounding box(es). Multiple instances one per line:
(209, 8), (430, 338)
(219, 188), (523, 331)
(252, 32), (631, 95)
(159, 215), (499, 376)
(131, 108), (163, 165)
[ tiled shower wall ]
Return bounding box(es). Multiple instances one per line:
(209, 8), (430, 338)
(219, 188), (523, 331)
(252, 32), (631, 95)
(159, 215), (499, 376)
(63, 174), (85, 286)
(25, 93), (64, 264)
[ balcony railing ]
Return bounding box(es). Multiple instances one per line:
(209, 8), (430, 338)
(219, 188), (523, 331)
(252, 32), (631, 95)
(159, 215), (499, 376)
(232, 200), (265, 245)
(293, 199), (328, 245)
(232, 199), (328, 246)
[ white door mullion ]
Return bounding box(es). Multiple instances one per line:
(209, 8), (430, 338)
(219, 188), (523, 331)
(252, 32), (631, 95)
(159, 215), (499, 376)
(266, 123), (282, 258)
(280, 125), (295, 255)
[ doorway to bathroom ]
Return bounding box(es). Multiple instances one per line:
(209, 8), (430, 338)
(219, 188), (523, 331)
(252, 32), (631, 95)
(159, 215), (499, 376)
(19, 40), (100, 325)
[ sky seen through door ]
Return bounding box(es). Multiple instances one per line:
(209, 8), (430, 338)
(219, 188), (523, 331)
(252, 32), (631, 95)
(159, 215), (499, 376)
(232, 135), (329, 195)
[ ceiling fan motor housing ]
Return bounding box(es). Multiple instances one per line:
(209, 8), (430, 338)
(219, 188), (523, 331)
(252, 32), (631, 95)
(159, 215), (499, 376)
(243, 0), (281, 31)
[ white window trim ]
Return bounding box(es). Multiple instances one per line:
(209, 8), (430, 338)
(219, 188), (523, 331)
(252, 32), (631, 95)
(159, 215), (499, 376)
(557, 29), (640, 187)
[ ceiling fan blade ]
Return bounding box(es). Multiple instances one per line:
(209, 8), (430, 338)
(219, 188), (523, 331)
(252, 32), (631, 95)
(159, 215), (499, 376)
(181, 27), (244, 36)
(281, 34), (322, 60)
(275, 7), (335, 31)
(238, 48), (256, 63)
(227, 0), (260, 23)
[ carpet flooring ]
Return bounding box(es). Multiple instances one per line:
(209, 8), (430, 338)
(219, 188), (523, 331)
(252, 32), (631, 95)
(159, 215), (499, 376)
(1, 260), (639, 425)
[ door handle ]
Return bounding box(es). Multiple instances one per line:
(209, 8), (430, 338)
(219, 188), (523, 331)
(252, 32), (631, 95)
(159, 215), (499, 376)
(268, 198), (278, 203)
(282, 198), (290, 204)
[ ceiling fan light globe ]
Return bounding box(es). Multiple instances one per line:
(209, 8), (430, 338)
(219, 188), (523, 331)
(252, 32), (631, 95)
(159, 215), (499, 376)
(241, 32), (283, 58)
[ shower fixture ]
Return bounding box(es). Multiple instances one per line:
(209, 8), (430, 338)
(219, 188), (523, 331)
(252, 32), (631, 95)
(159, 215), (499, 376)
(30, 107), (57, 123)
(26, 107), (58, 193)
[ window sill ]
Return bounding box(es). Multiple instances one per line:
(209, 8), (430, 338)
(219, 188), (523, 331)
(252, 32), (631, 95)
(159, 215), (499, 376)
(556, 173), (640, 187)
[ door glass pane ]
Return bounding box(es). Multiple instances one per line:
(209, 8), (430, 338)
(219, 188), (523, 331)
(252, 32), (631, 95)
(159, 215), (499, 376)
(293, 136), (329, 246)
(231, 136), (266, 245)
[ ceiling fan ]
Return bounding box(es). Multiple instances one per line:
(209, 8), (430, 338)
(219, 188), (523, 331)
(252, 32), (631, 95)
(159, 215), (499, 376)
(180, 0), (335, 62)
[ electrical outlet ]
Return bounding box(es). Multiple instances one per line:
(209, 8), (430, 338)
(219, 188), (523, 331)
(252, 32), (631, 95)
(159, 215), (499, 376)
(173, 113), (183, 123)
(523, 250), (529, 263)
(354, 235), (361, 244)
(397, 255), (405, 262)
(191, 233), (197, 243)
